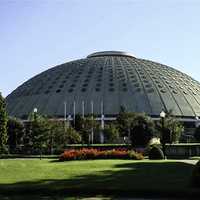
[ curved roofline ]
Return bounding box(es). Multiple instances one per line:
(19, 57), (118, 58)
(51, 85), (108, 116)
(87, 51), (135, 58)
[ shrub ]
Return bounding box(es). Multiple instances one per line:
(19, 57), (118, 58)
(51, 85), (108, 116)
(59, 148), (144, 161)
(149, 145), (164, 160)
(191, 160), (200, 187)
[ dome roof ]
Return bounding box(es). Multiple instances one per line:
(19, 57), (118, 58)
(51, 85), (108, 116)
(6, 51), (200, 119)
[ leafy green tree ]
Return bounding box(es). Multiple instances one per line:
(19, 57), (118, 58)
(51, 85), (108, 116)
(156, 111), (184, 144)
(116, 106), (135, 137)
(74, 114), (85, 131)
(47, 121), (81, 153)
(0, 93), (8, 153)
(7, 118), (24, 152)
(130, 113), (155, 147)
(27, 112), (51, 155)
(79, 115), (100, 144)
(66, 126), (81, 144)
(47, 121), (66, 152)
(104, 123), (119, 143)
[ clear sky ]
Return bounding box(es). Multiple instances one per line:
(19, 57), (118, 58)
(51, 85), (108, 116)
(0, 0), (200, 97)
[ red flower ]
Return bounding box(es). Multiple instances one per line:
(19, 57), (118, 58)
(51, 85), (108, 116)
(59, 148), (144, 161)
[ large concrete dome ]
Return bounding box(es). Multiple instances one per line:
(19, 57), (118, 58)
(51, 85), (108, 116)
(6, 51), (200, 119)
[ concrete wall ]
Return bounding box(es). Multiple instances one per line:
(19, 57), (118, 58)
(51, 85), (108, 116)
(166, 144), (200, 158)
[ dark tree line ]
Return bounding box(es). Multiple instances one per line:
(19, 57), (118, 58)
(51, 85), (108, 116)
(1, 91), (198, 155)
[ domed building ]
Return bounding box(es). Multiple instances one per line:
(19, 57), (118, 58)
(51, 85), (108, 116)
(5, 51), (200, 126)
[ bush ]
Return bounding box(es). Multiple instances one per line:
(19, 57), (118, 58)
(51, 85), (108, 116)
(149, 146), (164, 160)
(59, 148), (144, 161)
(191, 160), (200, 187)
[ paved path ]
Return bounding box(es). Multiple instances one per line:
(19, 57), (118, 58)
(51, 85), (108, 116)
(176, 159), (199, 165)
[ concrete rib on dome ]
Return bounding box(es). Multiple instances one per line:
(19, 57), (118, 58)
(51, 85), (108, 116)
(5, 51), (200, 119)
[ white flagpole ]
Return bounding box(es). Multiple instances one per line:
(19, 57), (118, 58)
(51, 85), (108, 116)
(82, 101), (85, 118)
(91, 100), (94, 144)
(73, 101), (76, 127)
(101, 101), (103, 115)
(101, 114), (105, 130)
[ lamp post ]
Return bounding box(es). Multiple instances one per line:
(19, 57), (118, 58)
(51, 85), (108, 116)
(64, 102), (67, 131)
(33, 108), (38, 121)
(160, 110), (166, 159)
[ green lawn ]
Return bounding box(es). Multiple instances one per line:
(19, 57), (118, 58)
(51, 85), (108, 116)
(0, 159), (199, 198)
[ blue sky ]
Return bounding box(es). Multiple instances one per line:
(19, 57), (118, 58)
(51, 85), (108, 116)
(0, 0), (200, 97)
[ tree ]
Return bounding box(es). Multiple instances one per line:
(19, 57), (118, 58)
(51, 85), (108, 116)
(65, 126), (81, 144)
(79, 115), (100, 144)
(116, 106), (135, 137)
(27, 112), (51, 155)
(130, 113), (155, 147)
(7, 118), (24, 152)
(46, 120), (67, 153)
(0, 93), (8, 153)
(45, 120), (81, 153)
(74, 114), (85, 131)
(156, 111), (184, 144)
(104, 123), (120, 143)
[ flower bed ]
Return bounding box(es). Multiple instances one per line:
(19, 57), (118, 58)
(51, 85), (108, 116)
(59, 148), (143, 161)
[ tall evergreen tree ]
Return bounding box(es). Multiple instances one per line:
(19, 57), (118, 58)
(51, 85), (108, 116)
(0, 93), (8, 153)
(7, 118), (24, 152)
(26, 111), (51, 155)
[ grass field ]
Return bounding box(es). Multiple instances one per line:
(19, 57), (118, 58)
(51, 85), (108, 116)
(0, 158), (199, 198)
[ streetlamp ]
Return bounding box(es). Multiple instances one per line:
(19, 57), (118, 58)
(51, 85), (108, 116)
(160, 110), (166, 159)
(33, 108), (38, 113)
(33, 107), (38, 121)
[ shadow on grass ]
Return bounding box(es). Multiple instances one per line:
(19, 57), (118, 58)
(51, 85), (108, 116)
(0, 161), (198, 198)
